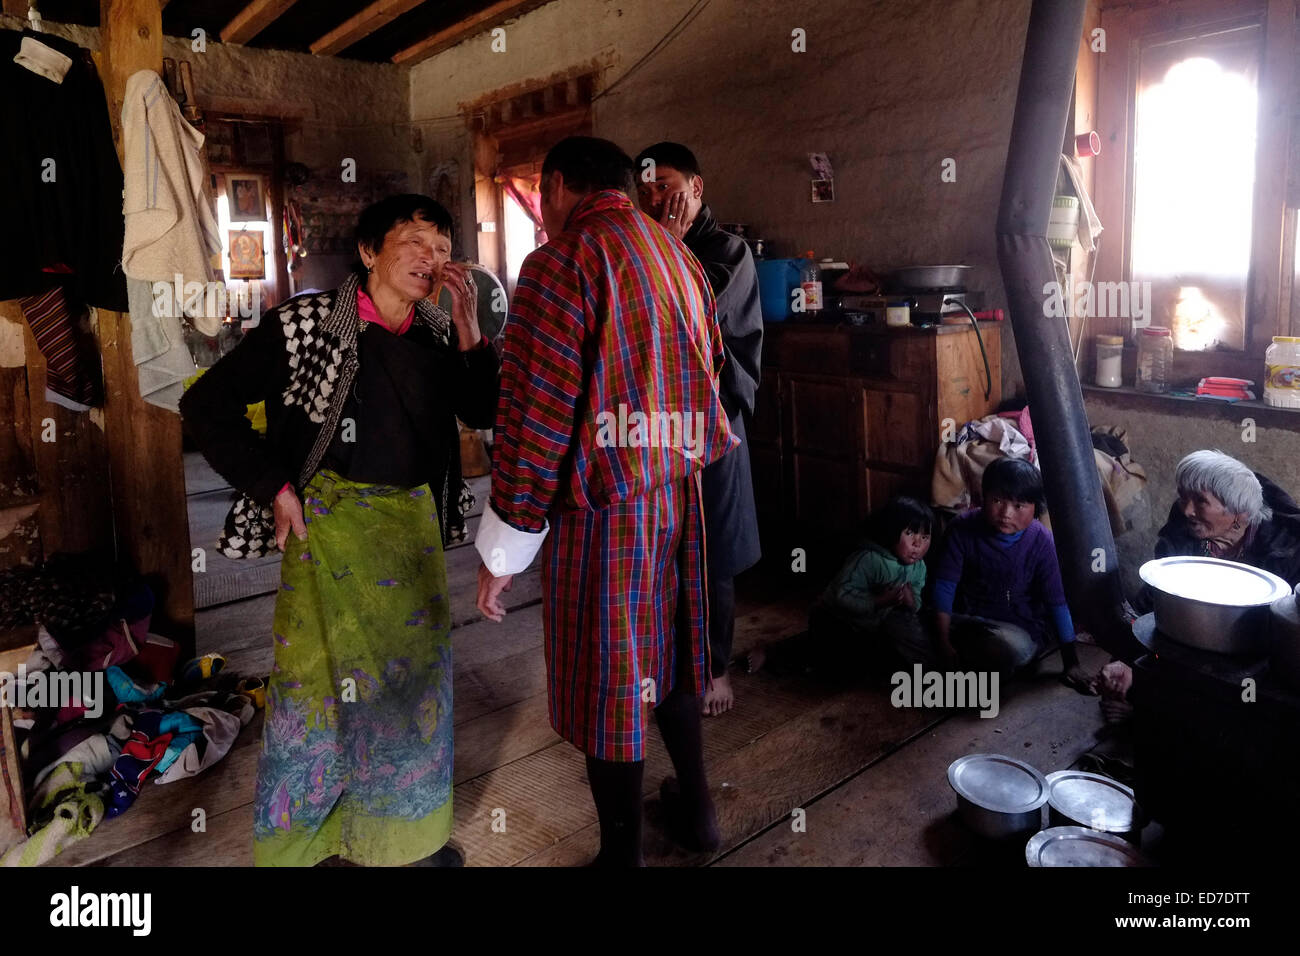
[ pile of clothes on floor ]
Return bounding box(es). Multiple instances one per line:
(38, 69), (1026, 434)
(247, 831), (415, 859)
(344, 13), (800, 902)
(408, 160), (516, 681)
(0, 554), (259, 866)
(931, 405), (1150, 537)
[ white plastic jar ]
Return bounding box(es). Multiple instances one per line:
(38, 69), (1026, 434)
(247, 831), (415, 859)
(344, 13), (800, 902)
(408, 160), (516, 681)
(1265, 336), (1300, 408)
(1095, 334), (1123, 388)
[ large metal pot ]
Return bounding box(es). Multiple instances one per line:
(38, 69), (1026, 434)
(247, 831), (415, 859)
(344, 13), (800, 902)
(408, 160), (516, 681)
(894, 264), (972, 290)
(1138, 556), (1290, 656)
(948, 754), (1047, 840)
(1270, 586), (1300, 691)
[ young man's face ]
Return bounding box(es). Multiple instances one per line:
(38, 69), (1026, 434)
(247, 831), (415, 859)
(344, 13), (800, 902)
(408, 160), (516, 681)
(984, 495), (1036, 535)
(636, 165), (703, 227)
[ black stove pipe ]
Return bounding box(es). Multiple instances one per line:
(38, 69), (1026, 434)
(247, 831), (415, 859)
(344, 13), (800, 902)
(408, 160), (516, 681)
(996, 0), (1141, 659)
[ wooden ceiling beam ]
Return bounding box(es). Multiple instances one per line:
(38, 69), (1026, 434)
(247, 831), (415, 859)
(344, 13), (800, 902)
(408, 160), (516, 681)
(221, 0), (300, 45)
(392, 0), (552, 65)
(310, 0), (424, 56)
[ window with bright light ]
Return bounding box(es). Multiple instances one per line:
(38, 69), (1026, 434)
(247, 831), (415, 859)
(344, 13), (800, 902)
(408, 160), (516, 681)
(1130, 23), (1261, 351)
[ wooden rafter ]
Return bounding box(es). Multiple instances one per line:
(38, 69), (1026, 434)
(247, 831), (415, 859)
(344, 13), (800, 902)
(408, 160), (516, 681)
(221, 0), (300, 45)
(310, 0), (424, 56)
(392, 0), (553, 64)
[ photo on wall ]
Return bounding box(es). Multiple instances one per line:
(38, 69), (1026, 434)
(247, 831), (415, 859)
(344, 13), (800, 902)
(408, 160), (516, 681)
(226, 173), (267, 222)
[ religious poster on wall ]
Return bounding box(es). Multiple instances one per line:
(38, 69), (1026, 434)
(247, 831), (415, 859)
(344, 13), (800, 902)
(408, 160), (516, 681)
(228, 230), (265, 279)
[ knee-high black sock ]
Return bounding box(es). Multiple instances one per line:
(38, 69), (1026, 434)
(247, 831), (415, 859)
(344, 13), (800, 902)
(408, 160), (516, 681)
(654, 686), (720, 850)
(584, 755), (645, 866)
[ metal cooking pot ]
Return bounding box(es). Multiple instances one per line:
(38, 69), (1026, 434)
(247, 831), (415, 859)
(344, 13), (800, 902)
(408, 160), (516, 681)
(1139, 556), (1290, 656)
(894, 264), (972, 290)
(948, 754), (1047, 840)
(1270, 586), (1300, 691)
(1045, 770), (1143, 845)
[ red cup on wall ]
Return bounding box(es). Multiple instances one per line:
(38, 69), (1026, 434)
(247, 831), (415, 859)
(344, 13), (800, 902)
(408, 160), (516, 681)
(1075, 130), (1101, 156)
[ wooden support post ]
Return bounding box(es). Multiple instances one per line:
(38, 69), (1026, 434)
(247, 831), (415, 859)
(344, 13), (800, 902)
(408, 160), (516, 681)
(98, 0), (195, 656)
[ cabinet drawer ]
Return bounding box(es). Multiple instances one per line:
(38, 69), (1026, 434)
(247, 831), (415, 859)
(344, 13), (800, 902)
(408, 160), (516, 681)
(793, 454), (863, 530)
(788, 376), (857, 458)
(863, 388), (925, 467)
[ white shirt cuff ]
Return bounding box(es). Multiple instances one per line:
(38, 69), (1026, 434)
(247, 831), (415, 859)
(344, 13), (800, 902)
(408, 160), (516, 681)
(475, 504), (547, 575)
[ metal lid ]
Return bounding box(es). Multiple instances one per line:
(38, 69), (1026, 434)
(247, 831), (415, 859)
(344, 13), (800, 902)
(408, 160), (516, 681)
(1026, 826), (1149, 867)
(1139, 556), (1291, 608)
(1140, 326), (1171, 335)
(1096, 334), (1124, 345)
(948, 754), (1048, 814)
(1046, 770), (1138, 831)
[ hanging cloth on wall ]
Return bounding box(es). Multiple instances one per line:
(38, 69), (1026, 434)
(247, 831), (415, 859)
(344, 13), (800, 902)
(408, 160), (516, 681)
(120, 70), (222, 334)
(0, 29), (128, 311)
(17, 286), (104, 411)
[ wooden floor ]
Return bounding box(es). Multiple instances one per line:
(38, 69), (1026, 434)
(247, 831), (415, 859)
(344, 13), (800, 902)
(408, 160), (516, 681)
(52, 463), (1110, 867)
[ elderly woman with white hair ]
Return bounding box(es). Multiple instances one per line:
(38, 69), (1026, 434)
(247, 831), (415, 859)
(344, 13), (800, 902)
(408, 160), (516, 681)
(1153, 449), (1300, 583)
(1095, 449), (1300, 712)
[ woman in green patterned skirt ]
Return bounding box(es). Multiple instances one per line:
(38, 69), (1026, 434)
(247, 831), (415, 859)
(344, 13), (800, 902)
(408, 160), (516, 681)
(181, 196), (500, 866)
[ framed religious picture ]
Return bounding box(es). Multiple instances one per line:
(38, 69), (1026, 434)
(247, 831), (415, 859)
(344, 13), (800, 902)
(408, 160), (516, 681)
(228, 230), (265, 280)
(226, 173), (267, 222)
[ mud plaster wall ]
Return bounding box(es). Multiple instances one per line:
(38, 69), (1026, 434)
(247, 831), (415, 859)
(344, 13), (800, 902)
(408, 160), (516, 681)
(1084, 393), (1300, 593)
(409, 0), (1036, 394)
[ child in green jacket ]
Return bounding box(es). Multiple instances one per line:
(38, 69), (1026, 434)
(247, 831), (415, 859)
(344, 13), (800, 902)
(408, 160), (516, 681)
(748, 497), (934, 675)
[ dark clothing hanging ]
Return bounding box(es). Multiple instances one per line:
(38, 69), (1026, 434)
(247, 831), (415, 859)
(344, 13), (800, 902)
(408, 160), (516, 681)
(683, 205), (764, 581)
(0, 29), (128, 311)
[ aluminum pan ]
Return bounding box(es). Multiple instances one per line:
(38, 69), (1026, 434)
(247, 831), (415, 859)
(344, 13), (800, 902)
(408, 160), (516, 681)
(1045, 770), (1139, 832)
(1139, 556), (1290, 608)
(947, 753), (1048, 814)
(1026, 826), (1149, 867)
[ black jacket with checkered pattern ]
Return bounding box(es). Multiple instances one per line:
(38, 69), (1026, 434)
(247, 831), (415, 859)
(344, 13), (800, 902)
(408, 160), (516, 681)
(179, 271), (499, 545)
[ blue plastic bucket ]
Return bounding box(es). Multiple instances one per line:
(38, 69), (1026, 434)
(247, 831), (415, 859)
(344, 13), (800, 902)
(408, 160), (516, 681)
(756, 258), (803, 322)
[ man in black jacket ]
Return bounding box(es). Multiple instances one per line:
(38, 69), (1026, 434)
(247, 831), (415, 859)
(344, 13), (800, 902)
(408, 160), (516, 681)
(636, 142), (763, 716)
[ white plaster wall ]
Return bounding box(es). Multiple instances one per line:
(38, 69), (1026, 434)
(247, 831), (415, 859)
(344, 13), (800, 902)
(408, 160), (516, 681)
(408, 0), (1035, 392)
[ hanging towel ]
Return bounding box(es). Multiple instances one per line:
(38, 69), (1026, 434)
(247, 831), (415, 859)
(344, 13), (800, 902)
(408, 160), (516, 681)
(120, 69), (222, 335)
(17, 286), (103, 411)
(127, 277), (196, 411)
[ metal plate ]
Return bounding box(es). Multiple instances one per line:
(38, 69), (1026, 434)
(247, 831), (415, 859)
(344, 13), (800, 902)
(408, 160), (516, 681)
(1139, 556), (1290, 607)
(1026, 826), (1150, 867)
(1045, 770), (1139, 832)
(948, 754), (1048, 814)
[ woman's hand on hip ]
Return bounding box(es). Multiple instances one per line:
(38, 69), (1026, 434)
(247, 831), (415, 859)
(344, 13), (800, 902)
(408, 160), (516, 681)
(441, 262), (482, 350)
(274, 486), (308, 551)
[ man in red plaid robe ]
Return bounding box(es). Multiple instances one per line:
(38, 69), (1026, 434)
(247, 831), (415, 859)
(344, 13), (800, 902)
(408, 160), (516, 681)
(475, 137), (736, 865)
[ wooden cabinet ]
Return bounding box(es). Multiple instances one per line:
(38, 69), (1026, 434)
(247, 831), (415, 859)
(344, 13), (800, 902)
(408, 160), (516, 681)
(748, 322), (1001, 557)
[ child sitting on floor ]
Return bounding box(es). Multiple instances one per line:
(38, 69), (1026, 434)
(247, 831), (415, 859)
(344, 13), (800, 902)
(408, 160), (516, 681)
(931, 457), (1092, 690)
(747, 496), (934, 676)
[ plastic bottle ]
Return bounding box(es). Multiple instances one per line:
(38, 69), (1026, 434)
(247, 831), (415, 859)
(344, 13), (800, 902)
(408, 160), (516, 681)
(1136, 326), (1173, 393)
(800, 251), (822, 314)
(1265, 335), (1300, 408)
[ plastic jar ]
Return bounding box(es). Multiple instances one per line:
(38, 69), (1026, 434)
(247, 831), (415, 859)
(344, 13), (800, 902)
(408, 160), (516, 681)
(1095, 334), (1124, 388)
(1265, 335), (1300, 408)
(886, 300), (911, 327)
(1136, 326), (1173, 393)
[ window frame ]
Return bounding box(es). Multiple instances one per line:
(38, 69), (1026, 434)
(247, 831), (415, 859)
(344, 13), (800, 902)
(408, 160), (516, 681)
(1093, 0), (1295, 380)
